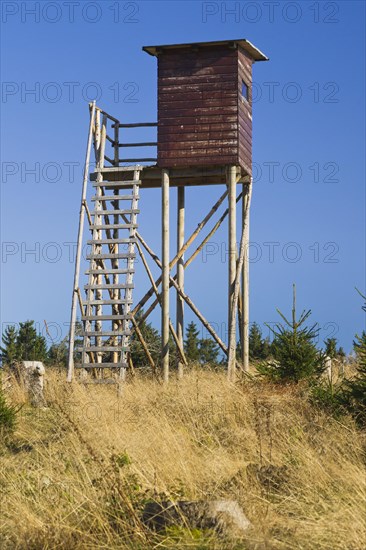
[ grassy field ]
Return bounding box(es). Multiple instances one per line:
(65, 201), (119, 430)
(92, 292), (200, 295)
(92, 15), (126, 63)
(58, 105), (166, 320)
(1, 368), (365, 549)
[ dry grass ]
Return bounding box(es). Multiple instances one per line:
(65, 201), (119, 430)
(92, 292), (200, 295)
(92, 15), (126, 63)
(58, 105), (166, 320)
(1, 367), (365, 549)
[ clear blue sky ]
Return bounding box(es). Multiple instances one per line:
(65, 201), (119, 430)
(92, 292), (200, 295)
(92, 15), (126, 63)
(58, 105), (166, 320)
(1, 0), (365, 353)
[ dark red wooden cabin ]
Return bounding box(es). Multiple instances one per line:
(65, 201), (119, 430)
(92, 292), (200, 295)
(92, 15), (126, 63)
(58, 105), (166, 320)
(143, 39), (268, 177)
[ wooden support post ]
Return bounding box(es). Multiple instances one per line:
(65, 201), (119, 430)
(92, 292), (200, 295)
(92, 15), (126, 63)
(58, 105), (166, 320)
(242, 181), (251, 372)
(136, 240), (187, 367)
(228, 166), (237, 381)
(162, 169), (170, 382)
(130, 189), (228, 318)
(228, 182), (252, 377)
(176, 187), (185, 379)
(67, 101), (96, 382)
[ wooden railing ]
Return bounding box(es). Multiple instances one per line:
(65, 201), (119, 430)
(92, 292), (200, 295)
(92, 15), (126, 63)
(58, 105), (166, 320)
(95, 107), (157, 166)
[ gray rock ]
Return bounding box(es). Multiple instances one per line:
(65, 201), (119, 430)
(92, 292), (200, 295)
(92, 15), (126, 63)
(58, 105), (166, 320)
(143, 499), (251, 538)
(21, 361), (47, 407)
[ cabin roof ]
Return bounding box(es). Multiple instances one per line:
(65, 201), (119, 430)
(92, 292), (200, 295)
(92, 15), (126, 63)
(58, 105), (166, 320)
(142, 38), (268, 62)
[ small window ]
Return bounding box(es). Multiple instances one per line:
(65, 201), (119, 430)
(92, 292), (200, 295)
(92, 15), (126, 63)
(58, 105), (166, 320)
(241, 80), (249, 102)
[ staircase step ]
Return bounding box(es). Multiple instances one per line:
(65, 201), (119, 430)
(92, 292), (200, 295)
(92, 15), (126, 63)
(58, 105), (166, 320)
(91, 210), (139, 216)
(75, 346), (129, 353)
(91, 195), (135, 201)
(85, 299), (132, 305)
(85, 268), (134, 275)
(84, 283), (134, 290)
(81, 315), (131, 321)
(82, 331), (131, 337)
(87, 254), (135, 262)
(87, 239), (136, 245)
(78, 362), (129, 369)
(92, 180), (141, 187)
(89, 224), (137, 230)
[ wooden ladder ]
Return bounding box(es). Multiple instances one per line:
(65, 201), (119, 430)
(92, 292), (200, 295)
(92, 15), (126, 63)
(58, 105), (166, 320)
(75, 168), (141, 382)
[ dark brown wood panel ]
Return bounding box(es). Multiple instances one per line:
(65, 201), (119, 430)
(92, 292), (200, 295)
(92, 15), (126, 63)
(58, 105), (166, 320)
(159, 130), (238, 142)
(158, 97), (238, 110)
(159, 81), (237, 93)
(157, 45), (254, 173)
(159, 122), (238, 134)
(158, 156), (238, 168)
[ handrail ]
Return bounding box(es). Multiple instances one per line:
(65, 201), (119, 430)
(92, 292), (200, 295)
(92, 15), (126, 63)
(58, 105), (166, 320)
(94, 104), (157, 166)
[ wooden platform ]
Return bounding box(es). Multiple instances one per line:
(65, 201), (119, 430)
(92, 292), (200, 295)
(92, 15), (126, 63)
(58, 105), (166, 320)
(91, 164), (250, 189)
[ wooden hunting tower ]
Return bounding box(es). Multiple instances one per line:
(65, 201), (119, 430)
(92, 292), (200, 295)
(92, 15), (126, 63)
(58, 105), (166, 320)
(143, 39), (268, 176)
(67, 39), (268, 389)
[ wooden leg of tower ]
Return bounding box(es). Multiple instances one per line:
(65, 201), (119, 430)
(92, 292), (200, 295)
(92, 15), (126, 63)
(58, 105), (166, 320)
(162, 169), (170, 382)
(242, 181), (251, 372)
(228, 166), (237, 381)
(176, 186), (185, 379)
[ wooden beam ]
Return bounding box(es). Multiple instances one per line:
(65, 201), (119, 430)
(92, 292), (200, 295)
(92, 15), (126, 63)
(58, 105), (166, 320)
(136, 241), (187, 367)
(242, 182), (251, 372)
(131, 189), (228, 318)
(67, 101), (96, 382)
(162, 169), (170, 382)
(176, 187), (185, 378)
(228, 182), (252, 376)
(137, 191), (243, 324)
(228, 166), (237, 381)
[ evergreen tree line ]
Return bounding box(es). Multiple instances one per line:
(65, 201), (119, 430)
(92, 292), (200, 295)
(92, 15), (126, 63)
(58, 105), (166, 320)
(1, 293), (365, 427)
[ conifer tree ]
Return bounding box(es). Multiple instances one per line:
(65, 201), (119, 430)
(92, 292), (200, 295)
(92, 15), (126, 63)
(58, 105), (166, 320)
(199, 338), (219, 364)
(343, 294), (366, 425)
(262, 284), (324, 382)
(1, 326), (19, 365)
(184, 322), (200, 362)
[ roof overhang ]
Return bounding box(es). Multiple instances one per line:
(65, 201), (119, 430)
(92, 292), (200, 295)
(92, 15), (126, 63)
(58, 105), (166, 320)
(143, 39), (268, 62)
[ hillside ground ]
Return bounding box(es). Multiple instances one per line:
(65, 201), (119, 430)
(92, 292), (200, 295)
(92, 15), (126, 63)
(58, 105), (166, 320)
(1, 367), (365, 549)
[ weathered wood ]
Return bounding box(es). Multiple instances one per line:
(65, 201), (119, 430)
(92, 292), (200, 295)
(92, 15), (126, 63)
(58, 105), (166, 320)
(91, 195), (135, 201)
(131, 189), (228, 317)
(93, 180), (141, 187)
(228, 182), (252, 378)
(139, 191), (243, 324)
(85, 269), (134, 275)
(228, 167), (238, 381)
(80, 363), (128, 369)
(131, 316), (157, 374)
(242, 183), (251, 372)
(162, 169), (170, 382)
(82, 315), (131, 321)
(177, 186), (185, 378)
(135, 240), (187, 367)
(67, 101), (96, 382)
(84, 284), (134, 290)
(86, 253), (136, 260)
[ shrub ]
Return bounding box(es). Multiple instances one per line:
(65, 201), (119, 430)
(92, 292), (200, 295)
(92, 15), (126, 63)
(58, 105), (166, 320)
(0, 384), (19, 437)
(258, 285), (325, 383)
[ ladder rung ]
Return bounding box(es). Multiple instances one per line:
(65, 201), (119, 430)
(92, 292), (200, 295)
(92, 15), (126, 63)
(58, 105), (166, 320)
(91, 195), (135, 201)
(90, 167), (146, 176)
(87, 239), (136, 245)
(89, 224), (137, 230)
(78, 363), (128, 369)
(92, 180), (141, 187)
(85, 269), (134, 275)
(76, 346), (128, 352)
(86, 256), (135, 263)
(91, 211), (139, 216)
(84, 283), (134, 290)
(85, 299), (132, 305)
(82, 331), (131, 336)
(81, 315), (131, 321)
